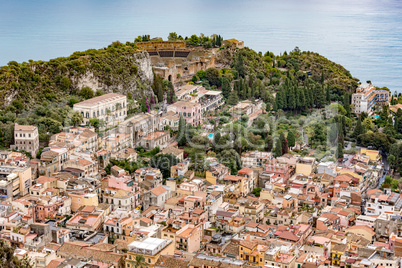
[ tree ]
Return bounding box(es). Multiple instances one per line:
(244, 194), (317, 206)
(188, 34), (199, 46)
(59, 76), (71, 91)
(167, 32), (178, 40)
(280, 132), (289, 155)
(133, 254), (148, 268)
(235, 51), (245, 78)
(89, 118), (104, 131)
(343, 93), (351, 117)
(221, 77), (231, 99)
(150, 154), (179, 179)
(252, 187), (262, 197)
(336, 142), (344, 159)
(79, 86), (94, 99)
(227, 90), (239, 106)
(140, 96), (147, 113)
(71, 111), (83, 127)
(0, 240), (33, 267)
(177, 115), (187, 146)
(274, 138), (282, 157)
(218, 149), (242, 174)
(287, 130), (296, 148)
(205, 68), (220, 87)
(192, 75), (200, 83)
(352, 116), (365, 139)
(357, 132), (396, 153)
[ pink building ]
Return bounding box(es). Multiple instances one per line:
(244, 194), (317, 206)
(167, 101), (202, 126)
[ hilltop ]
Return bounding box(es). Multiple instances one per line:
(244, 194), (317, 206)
(0, 41), (154, 110)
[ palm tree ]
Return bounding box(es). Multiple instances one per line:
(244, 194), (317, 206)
(133, 254), (148, 268)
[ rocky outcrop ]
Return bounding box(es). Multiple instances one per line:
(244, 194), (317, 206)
(0, 42), (155, 108)
(73, 51), (154, 99)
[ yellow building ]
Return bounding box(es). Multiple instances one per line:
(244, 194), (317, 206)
(206, 171), (217, 185)
(331, 243), (347, 266)
(339, 170), (362, 182)
(126, 238), (175, 268)
(260, 189), (274, 201)
(239, 240), (267, 266)
(68, 192), (99, 212)
(161, 225), (179, 249)
(295, 157), (315, 176)
(360, 148), (380, 162)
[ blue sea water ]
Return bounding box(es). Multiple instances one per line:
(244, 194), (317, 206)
(1, 0), (401, 92)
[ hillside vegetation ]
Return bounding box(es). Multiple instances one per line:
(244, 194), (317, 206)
(0, 41), (154, 110)
(217, 46), (359, 100)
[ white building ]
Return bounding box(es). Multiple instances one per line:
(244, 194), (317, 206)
(365, 190), (401, 216)
(73, 93), (127, 126)
(352, 83), (389, 115)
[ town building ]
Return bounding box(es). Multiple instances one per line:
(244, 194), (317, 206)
(11, 124), (40, 158)
(126, 237), (175, 267)
(73, 93), (127, 126)
(352, 83), (389, 115)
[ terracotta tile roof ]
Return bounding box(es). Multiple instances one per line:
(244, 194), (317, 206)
(45, 258), (65, 268)
(238, 167), (253, 175)
(239, 240), (257, 249)
(223, 175), (243, 182)
(74, 93), (125, 107)
(346, 225), (375, 236)
(320, 212), (340, 221)
(278, 231), (300, 242)
(57, 242), (124, 264)
(151, 186), (167, 196)
(36, 176), (57, 184)
(154, 255), (190, 268)
(140, 217), (152, 224)
(223, 241), (239, 256)
(14, 123), (36, 131)
(142, 131), (169, 140)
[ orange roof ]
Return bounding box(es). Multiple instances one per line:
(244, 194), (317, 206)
(151, 186), (167, 196)
(224, 175), (243, 182)
(142, 131), (168, 140)
(15, 124), (36, 131)
(238, 167), (253, 175)
(346, 225), (375, 236)
(37, 176), (57, 184)
(81, 206), (95, 213)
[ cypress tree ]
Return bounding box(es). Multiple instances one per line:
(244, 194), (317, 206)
(287, 130), (296, 148)
(326, 85), (331, 103)
(336, 142), (344, 159)
(275, 90), (283, 110)
(352, 116), (364, 139)
(227, 90), (240, 106)
(177, 115), (187, 146)
(221, 77), (231, 99)
(280, 132), (288, 155)
(274, 138), (282, 157)
(343, 93), (351, 117)
(141, 96), (147, 113)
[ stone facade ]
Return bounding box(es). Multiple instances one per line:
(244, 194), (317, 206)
(12, 123), (39, 157)
(73, 93), (127, 126)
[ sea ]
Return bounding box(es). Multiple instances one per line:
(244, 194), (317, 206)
(1, 0), (401, 92)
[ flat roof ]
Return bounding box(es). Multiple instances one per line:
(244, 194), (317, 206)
(129, 237), (166, 251)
